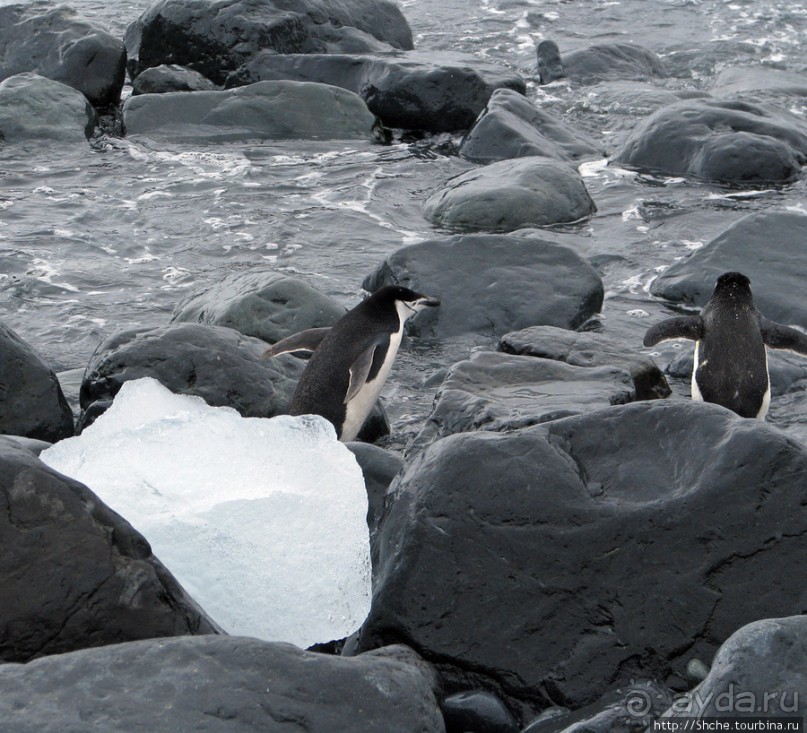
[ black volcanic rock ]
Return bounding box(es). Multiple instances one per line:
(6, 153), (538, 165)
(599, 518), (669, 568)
(355, 401), (807, 719)
(523, 680), (674, 733)
(78, 323), (303, 430)
(226, 50), (526, 132)
(122, 81), (382, 142)
(662, 616), (807, 722)
(0, 73), (97, 143)
(459, 88), (602, 163)
(649, 210), (807, 328)
(171, 270), (346, 344)
(0, 2), (126, 109)
(363, 234), (603, 339)
(125, 0), (414, 85)
(423, 157), (596, 232)
(0, 437), (219, 664)
(612, 99), (807, 184)
(442, 690), (518, 733)
(0, 319), (74, 442)
(78, 323), (387, 442)
(411, 351), (634, 452)
(537, 41), (666, 85)
(500, 325), (671, 400)
(0, 636), (444, 732)
(132, 64), (218, 94)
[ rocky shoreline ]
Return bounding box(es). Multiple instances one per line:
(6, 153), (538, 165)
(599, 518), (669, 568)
(2, 0), (807, 730)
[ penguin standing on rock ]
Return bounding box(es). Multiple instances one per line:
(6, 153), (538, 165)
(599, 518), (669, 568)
(643, 271), (807, 418)
(264, 285), (440, 441)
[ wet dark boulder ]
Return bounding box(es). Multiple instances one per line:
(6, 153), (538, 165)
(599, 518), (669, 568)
(131, 64), (218, 95)
(122, 81), (383, 142)
(345, 441), (403, 570)
(0, 437), (219, 664)
(363, 234), (604, 339)
(537, 40), (666, 85)
(77, 323), (387, 442)
(662, 616), (807, 721)
(0, 637), (444, 732)
(355, 401), (807, 719)
(171, 270), (346, 344)
(0, 319), (74, 442)
(78, 323), (304, 430)
(649, 210), (807, 328)
(411, 352), (634, 452)
(442, 690), (519, 733)
(423, 157), (596, 232)
(500, 325), (671, 400)
(227, 50), (526, 132)
(0, 3), (126, 109)
(612, 99), (807, 184)
(459, 88), (602, 163)
(125, 0), (414, 85)
(523, 680), (674, 733)
(0, 73), (96, 143)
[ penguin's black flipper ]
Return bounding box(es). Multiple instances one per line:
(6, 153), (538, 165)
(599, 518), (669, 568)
(262, 327), (332, 358)
(345, 344), (377, 404)
(759, 316), (807, 355)
(643, 316), (703, 347)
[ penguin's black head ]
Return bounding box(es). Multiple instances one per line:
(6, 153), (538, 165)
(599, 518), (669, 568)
(369, 285), (440, 318)
(713, 271), (752, 300)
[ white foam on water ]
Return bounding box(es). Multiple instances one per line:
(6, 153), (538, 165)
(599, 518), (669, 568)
(41, 377), (372, 647)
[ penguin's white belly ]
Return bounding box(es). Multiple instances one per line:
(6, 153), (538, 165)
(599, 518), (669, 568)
(691, 341), (704, 402)
(340, 327), (404, 442)
(756, 349), (771, 419)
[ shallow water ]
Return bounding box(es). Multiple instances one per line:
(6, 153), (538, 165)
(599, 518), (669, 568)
(1, 0), (805, 447)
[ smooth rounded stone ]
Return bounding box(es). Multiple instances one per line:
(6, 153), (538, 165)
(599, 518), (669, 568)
(536, 40), (666, 85)
(171, 270), (346, 344)
(442, 690), (518, 733)
(0, 438), (219, 664)
(78, 323), (304, 429)
(345, 441), (404, 575)
(611, 99), (807, 184)
(500, 325), (671, 400)
(0, 3), (126, 109)
(0, 319), (74, 442)
(423, 157), (596, 232)
(411, 352), (634, 452)
(711, 66), (807, 95)
(356, 401), (807, 718)
(77, 323), (388, 442)
(0, 73), (96, 143)
(0, 637), (444, 733)
(125, 0), (414, 85)
(132, 64), (218, 95)
(649, 211), (807, 328)
(662, 616), (807, 721)
(363, 234), (604, 339)
(345, 441), (403, 534)
(122, 80), (383, 142)
(227, 50), (526, 133)
(522, 680), (674, 733)
(459, 88), (602, 163)
(0, 435), (51, 456)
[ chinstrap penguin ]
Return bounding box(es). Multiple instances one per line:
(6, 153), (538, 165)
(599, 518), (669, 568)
(643, 271), (807, 418)
(264, 285), (440, 440)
